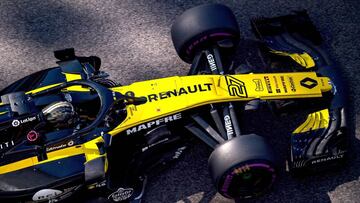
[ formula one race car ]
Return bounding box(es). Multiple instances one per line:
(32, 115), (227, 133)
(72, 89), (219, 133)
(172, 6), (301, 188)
(0, 4), (348, 203)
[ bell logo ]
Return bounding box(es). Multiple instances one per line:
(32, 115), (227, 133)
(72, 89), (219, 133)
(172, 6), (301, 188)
(300, 77), (318, 89)
(225, 76), (247, 98)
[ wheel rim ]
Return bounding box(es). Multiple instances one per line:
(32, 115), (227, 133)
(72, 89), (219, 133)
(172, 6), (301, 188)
(218, 161), (276, 199)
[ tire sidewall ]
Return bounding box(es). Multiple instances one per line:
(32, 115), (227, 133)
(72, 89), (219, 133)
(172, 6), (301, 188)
(171, 4), (240, 63)
(216, 159), (276, 199)
(208, 134), (277, 199)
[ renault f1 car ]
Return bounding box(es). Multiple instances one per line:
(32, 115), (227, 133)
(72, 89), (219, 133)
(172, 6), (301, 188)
(0, 4), (348, 203)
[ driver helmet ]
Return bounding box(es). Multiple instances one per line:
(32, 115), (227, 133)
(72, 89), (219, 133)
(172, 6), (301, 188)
(42, 101), (77, 128)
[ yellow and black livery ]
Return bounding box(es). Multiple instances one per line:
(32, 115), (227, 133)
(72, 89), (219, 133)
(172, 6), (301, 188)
(0, 6), (348, 203)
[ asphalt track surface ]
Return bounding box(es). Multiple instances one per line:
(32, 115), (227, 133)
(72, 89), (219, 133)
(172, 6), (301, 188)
(0, 0), (359, 202)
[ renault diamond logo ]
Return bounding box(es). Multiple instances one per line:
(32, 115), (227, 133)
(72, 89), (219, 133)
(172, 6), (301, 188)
(225, 76), (248, 98)
(300, 77), (318, 89)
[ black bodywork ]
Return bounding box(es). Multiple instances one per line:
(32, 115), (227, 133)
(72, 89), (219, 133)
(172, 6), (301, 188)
(251, 11), (348, 174)
(0, 10), (349, 203)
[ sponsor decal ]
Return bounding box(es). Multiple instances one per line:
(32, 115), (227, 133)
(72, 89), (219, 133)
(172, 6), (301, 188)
(233, 164), (251, 175)
(273, 76), (281, 93)
(12, 120), (20, 127)
(147, 84), (213, 102)
(108, 188), (134, 202)
(225, 76), (247, 97)
(224, 115), (234, 137)
(88, 180), (107, 190)
(27, 130), (39, 142)
(310, 154), (344, 165)
(300, 77), (318, 89)
(206, 53), (218, 71)
(264, 76), (273, 93)
(280, 76), (288, 93)
(95, 180), (107, 188)
(46, 140), (75, 152)
(32, 186), (78, 202)
(12, 116), (37, 127)
(253, 79), (264, 91)
(0, 140), (15, 150)
(32, 189), (63, 202)
(288, 77), (296, 92)
(67, 140), (74, 146)
(221, 163), (275, 198)
(126, 113), (182, 135)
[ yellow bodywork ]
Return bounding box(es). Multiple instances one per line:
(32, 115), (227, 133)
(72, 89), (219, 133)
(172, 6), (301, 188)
(293, 109), (330, 134)
(26, 72), (87, 95)
(270, 50), (316, 69)
(0, 72), (331, 174)
(0, 133), (106, 175)
(109, 72), (331, 136)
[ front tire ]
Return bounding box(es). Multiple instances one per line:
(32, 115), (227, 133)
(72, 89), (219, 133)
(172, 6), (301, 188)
(171, 4), (240, 63)
(208, 134), (276, 199)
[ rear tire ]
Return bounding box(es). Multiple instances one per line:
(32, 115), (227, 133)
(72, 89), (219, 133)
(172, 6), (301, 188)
(171, 4), (240, 63)
(208, 134), (276, 199)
